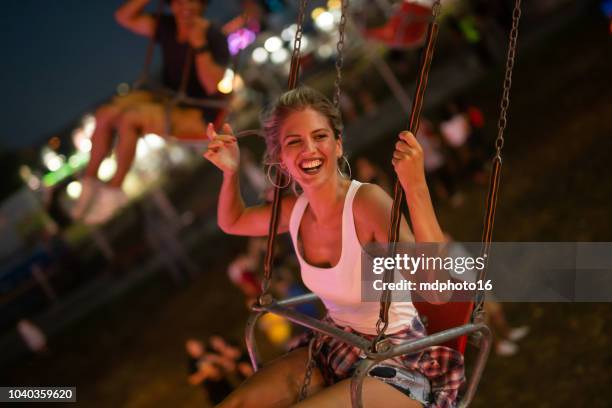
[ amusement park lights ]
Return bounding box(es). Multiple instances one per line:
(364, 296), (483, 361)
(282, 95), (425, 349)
(252, 47), (269, 64)
(264, 36), (283, 53)
(270, 48), (289, 65)
(280, 24), (297, 42)
(217, 69), (235, 94)
(66, 181), (82, 200)
(98, 157), (117, 181)
(314, 11), (335, 32)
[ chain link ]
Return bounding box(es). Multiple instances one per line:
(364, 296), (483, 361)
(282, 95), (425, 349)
(287, 0), (308, 87)
(495, 0), (522, 158)
(298, 335), (321, 401)
(332, 0), (349, 110)
(431, 0), (442, 19)
(292, 0), (307, 61)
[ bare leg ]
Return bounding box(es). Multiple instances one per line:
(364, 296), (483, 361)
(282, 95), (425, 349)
(217, 347), (324, 408)
(109, 103), (168, 188)
(109, 110), (142, 188)
(85, 105), (122, 179)
(293, 377), (423, 408)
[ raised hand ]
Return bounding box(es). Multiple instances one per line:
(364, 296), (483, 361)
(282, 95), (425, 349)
(203, 123), (240, 175)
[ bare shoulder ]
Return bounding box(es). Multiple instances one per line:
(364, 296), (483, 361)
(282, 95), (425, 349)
(353, 182), (414, 243)
(353, 183), (393, 242)
(353, 183), (393, 217)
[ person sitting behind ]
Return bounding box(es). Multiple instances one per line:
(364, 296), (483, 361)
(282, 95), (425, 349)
(74, 0), (230, 225)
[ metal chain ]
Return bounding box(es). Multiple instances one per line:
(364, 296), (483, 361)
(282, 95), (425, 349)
(288, 0), (309, 88)
(373, 0), (442, 346)
(333, 0), (349, 110)
(494, 0), (521, 157)
(474, 0), (522, 317)
(258, 0), (309, 306)
(298, 335), (321, 401)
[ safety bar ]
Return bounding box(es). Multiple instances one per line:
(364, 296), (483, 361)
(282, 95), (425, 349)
(276, 292), (320, 307)
(252, 302), (371, 351)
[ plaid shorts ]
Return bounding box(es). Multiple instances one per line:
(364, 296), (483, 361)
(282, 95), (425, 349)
(290, 316), (465, 408)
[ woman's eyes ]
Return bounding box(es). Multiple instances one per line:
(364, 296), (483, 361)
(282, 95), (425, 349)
(285, 134), (328, 146)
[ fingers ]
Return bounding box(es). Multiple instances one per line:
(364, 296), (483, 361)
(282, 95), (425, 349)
(207, 123), (236, 143)
(398, 131), (419, 147)
(395, 140), (413, 154)
(221, 123), (234, 136)
(206, 123), (217, 140)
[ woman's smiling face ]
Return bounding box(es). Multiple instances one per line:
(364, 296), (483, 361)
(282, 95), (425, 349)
(279, 108), (342, 189)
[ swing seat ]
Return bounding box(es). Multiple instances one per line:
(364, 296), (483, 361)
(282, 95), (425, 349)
(413, 298), (474, 353)
(245, 293), (491, 408)
(165, 105), (230, 144)
(364, 2), (432, 49)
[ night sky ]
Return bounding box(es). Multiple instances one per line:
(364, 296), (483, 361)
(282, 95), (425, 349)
(0, 0), (239, 150)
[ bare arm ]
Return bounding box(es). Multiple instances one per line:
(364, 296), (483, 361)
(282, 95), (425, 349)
(204, 123), (295, 236)
(217, 171), (295, 236)
(115, 0), (156, 37)
(393, 131), (444, 243)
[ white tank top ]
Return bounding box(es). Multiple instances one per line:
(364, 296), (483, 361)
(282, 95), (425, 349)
(289, 180), (418, 335)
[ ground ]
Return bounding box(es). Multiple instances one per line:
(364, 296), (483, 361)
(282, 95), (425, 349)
(2, 8), (612, 408)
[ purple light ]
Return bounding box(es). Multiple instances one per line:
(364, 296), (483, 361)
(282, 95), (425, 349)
(228, 29), (257, 56)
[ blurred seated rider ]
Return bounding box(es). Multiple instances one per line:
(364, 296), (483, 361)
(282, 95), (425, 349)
(74, 0), (230, 225)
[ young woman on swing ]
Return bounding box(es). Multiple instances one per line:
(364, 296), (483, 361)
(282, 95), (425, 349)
(204, 87), (464, 408)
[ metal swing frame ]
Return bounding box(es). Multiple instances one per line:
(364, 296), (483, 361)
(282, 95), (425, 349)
(243, 0), (523, 406)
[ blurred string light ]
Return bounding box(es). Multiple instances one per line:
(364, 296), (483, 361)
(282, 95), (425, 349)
(19, 165), (32, 182)
(314, 11), (335, 32)
(82, 114), (96, 138)
(66, 181), (82, 200)
(316, 43), (334, 59)
(144, 133), (165, 149)
(264, 36), (283, 53)
(217, 69), (235, 94)
(136, 133), (165, 160)
(271, 48), (289, 65)
(280, 24), (297, 42)
(327, 0), (341, 9)
(252, 47), (269, 64)
(19, 165), (42, 191)
(311, 7), (325, 20)
(72, 128), (92, 153)
(41, 147), (65, 172)
(98, 157), (117, 181)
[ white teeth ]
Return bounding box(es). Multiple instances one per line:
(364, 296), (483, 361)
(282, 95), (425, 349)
(301, 159), (322, 169)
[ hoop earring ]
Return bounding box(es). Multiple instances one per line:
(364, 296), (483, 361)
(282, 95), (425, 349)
(267, 163), (291, 189)
(338, 156), (352, 179)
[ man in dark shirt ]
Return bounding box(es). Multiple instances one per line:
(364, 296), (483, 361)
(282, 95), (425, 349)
(74, 0), (230, 224)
